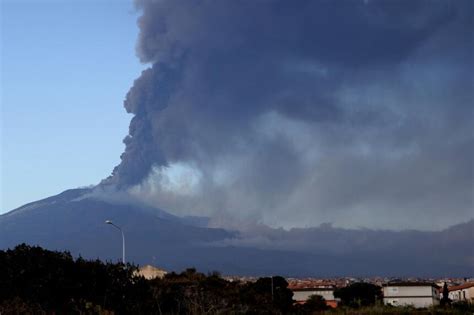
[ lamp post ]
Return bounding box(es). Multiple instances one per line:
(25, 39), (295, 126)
(271, 276), (274, 302)
(105, 220), (125, 264)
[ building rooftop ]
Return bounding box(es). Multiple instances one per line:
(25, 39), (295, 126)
(290, 286), (335, 292)
(449, 282), (474, 291)
(383, 282), (440, 288)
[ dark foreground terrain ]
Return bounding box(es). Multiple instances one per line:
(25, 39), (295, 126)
(1, 245), (473, 314)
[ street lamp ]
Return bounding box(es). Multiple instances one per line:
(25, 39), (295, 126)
(105, 220), (125, 264)
(271, 276), (274, 302)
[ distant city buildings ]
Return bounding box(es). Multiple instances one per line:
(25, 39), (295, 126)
(210, 274), (474, 308)
(286, 277), (474, 308)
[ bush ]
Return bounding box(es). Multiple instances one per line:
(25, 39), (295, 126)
(333, 282), (382, 308)
(0, 244), (297, 314)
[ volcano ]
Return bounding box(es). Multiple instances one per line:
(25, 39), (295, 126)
(1, 188), (472, 277)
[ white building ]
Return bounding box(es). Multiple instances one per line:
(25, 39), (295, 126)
(291, 287), (339, 308)
(449, 282), (474, 303)
(383, 282), (440, 308)
(134, 265), (167, 280)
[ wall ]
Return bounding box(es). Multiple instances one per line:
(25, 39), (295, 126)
(449, 287), (474, 303)
(292, 290), (335, 302)
(384, 286), (433, 297)
(384, 296), (438, 308)
(383, 285), (439, 308)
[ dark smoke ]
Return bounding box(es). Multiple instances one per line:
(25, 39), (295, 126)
(103, 0), (473, 230)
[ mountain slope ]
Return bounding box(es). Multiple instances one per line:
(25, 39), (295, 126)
(1, 189), (473, 276)
(0, 189), (234, 269)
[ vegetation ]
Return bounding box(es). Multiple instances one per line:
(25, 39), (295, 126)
(0, 244), (151, 314)
(297, 294), (329, 313)
(333, 282), (382, 307)
(0, 244), (295, 314)
(1, 244), (473, 314)
(440, 282), (452, 306)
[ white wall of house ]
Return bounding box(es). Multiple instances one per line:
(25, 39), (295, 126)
(292, 289), (335, 302)
(384, 297), (438, 308)
(383, 285), (440, 308)
(449, 287), (474, 303)
(384, 286), (436, 297)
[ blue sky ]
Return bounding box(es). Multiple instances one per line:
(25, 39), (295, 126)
(1, 0), (144, 212)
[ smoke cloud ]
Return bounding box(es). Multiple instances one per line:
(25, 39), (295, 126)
(104, 0), (473, 230)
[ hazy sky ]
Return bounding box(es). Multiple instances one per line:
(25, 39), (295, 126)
(1, 0), (143, 212)
(1, 0), (473, 231)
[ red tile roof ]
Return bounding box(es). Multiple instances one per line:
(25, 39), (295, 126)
(449, 282), (474, 291)
(383, 282), (440, 288)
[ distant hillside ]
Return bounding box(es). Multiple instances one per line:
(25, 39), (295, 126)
(1, 189), (472, 276)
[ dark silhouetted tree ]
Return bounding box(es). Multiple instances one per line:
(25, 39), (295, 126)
(440, 282), (451, 306)
(304, 294), (329, 312)
(334, 282), (382, 308)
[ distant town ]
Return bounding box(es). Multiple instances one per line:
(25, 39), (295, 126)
(140, 264), (474, 309)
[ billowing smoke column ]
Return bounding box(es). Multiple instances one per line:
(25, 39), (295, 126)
(104, 0), (473, 229)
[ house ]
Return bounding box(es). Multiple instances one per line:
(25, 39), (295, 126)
(383, 282), (440, 308)
(449, 282), (474, 303)
(134, 265), (167, 280)
(291, 287), (339, 308)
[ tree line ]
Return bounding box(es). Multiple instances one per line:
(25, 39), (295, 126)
(0, 244), (319, 314)
(2, 244), (471, 314)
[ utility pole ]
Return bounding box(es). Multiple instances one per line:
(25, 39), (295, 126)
(105, 220), (126, 264)
(271, 276), (274, 302)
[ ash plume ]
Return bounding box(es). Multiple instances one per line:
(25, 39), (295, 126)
(104, 0), (473, 230)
